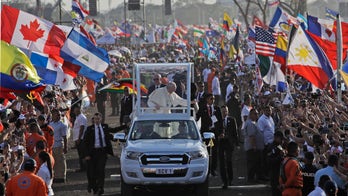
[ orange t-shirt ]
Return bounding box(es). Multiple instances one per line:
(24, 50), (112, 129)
(6, 171), (48, 196)
(40, 125), (54, 155)
(26, 133), (47, 157)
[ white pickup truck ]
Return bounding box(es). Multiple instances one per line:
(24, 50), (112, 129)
(114, 63), (214, 196)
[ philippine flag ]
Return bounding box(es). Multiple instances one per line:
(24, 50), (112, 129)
(60, 28), (109, 82)
(1, 5), (66, 56)
(72, 0), (89, 20)
(287, 25), (335, 89)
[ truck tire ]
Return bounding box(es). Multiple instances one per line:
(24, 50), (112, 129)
(195, 178), (209, 196)
(121, 176), (134, 196)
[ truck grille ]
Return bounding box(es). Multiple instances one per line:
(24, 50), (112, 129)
(140, 154), (189, 165)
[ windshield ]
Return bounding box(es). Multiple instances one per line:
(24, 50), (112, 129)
(129, 120), (199, 140)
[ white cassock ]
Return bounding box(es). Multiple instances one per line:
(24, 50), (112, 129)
(147, 87), (188, 113)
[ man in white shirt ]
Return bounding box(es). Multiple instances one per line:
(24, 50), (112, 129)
(73, 105), (87, 172)
(212, 71), (221, 105)
(147, 82), (189, 113)
(225, 78), (235, 103)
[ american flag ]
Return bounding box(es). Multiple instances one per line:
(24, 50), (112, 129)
(255, 26), (276, 56)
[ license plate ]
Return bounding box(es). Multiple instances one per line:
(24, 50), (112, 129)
(156, 168), (174, 175)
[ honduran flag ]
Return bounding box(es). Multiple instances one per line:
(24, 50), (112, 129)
(1, 5), (66, 56)
(0, 41), (45, 93)
(287, 25), (335, 89)
(72, 0), (89, 20)
(60, 28), (109, 82)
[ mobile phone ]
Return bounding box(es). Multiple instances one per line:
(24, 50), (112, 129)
(17, 149), (23, 159)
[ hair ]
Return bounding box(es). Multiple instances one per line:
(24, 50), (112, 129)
(39, 151), (53, 179)
(319, 175), (331, 188)
(287, 142), (299, 155)
(327, 154), (339, 167)
(36, 140), (46, 151)
(37, 115), (45, 121)
(167, 82), (177, 89)
(324, 180), (337, 196)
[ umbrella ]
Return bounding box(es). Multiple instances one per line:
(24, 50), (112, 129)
(119, 46), (131, 54)
(108, 50), (122, 58)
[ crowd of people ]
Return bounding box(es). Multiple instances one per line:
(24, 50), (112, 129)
(0, 38), (348, 196)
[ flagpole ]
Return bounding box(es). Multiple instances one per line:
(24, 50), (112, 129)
(337, 14), (342, 103)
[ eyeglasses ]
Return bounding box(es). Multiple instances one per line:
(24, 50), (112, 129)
(153, 78), (159, 81)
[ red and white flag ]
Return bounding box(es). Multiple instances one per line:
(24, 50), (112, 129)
(1, 5), (66, 56)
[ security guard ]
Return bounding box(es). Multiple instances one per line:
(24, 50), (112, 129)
(301, 152), (318, 196)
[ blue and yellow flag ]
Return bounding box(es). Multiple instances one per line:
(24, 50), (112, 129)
(0, 40), (44, 92)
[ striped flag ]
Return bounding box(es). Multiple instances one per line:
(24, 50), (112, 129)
(255, 26), (276, 56)
(325, 7), (338, 20)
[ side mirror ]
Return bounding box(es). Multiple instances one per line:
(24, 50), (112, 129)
(202, 132), (215, 140)
(114, 133), (126, 142)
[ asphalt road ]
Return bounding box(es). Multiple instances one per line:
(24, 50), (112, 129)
(52, 105), (271, 196)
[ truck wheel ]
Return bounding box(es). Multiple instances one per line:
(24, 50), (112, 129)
(121, 176), (134, 196)
(195, 178), (209, 196)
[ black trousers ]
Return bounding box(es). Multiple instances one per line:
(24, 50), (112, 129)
(76, 141), (86, 171)
(246, 149), (263, 181)
(87, 148), (107, 191)
(218, 139), (234, 184)
(207, 138), (218, 174)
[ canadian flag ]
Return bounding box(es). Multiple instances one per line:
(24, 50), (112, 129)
(1, 5), (66, 56)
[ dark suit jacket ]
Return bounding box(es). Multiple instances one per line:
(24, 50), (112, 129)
(221, 116), (239, 148)
(147, 84), (166, 96)
(196, 104), (223, 134)
(82, 124), (115, 158)
(120, 95), (133, 124)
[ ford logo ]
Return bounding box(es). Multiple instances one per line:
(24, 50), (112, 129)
(159, 156), (170, 162)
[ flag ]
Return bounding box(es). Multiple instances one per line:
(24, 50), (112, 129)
(22, 49), (77, 91)
(233, 26), (240, 53)
(72, 0), (89, 20)
(287, 25), (335, 89)
(16, 91), (44, 112)
(273, 34), (288, 71)
(206, 30), (220, 37)
(307, 15), (336, 42)
(326, 7), (338, 20)
(340, 59), (348, 87)
(0, 41), (45, 93)
(297, 13), (308, 30)
(255, 26), (276, 56)
(193, 27), (205, 37)
(223, 12), (233, 31)
(60, 28), (109, 82)
(99, 78), (148, 95)
(248, 27), (256, 42)
(1, 5), (66, 56)
(269, 7), (298, 32)
(282, 91), (294, 105)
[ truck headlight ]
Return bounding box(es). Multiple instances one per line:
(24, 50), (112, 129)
(187, 150), (206, 160)
(125, 151), (143, 160)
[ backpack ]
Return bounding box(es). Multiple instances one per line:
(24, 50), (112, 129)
(280, 157), (297, 183)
